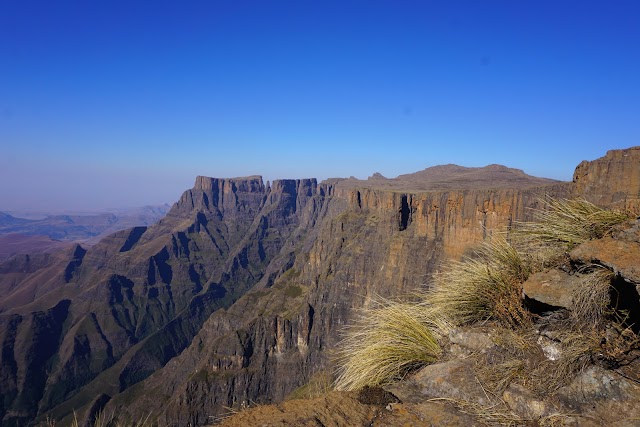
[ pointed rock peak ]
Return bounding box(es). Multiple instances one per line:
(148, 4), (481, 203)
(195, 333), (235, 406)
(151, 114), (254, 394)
(368, 172), (387, 180)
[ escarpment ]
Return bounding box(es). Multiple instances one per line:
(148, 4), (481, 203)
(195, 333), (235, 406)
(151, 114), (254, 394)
(100, 170), (573, 425)
(0, 148), (636, 426)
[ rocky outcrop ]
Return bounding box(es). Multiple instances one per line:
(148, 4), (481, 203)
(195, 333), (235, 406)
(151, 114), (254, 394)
(571, 238), (640, 283)
(523, 269), (583, 310)
(572, 146), (640, 213)
(209, 147), (640, 427)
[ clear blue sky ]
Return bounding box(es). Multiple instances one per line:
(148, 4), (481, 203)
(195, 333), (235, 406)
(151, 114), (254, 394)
(1, 1), (639, 211)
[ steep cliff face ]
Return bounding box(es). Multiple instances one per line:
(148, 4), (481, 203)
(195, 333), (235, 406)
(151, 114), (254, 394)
(105, 172), (572, 425)
(572, 146), (640, 213)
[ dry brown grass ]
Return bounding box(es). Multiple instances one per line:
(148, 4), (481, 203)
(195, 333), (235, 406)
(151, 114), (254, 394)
(333, 298), (441, 391)
(286, 370), (334, 400)
(426, 235), (533, 329)
(570, 266), (614, 328)
(530, 316), (639, 395)
(476, 359), (526, 396)
(428, 397), (572, 426)
(515, 198), (629, 250)
(531, 328), (600, 395)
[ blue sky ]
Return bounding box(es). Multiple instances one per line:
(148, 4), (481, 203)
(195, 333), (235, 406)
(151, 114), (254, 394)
(1, 1), (639, 211)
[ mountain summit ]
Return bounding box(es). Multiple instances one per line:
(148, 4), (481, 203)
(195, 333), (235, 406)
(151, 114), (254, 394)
(340, 164), (560, 191)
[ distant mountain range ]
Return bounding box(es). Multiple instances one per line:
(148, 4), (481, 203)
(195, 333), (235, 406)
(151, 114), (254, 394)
(0, 205), (170, 260)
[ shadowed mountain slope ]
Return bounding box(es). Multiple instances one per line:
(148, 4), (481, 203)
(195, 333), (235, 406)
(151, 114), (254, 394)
(0, 176), (322, 426)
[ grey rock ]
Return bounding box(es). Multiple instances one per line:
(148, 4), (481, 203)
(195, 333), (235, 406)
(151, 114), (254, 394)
(448, 328), (495, 352)
(411, 359), (491, 406)
(503, 383), (558, 418)
(554, 366), (640, 425)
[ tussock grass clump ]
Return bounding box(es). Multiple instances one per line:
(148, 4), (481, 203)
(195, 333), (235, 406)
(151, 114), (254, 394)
(570, 266), (614, 328)
(333, 299), (441, 391)
(427, 235), (532, 329)
(516, 198), (629, 249)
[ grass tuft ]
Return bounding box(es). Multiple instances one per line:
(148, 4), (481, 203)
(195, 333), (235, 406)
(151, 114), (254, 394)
(426, 235), (532, 329)
(427, 397), (572, 426)
(286, 370), (333, 400)
(515, 198), (629, 250)
(333, 298), (441, 391)
(570, 266), (614, 329)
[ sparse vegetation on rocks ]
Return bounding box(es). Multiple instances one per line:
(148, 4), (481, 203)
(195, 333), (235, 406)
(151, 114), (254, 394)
(334, 196), (637, 426)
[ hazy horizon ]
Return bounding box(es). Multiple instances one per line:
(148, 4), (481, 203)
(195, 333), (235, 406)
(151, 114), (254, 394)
(2, 1), (639, 211)
(1, 161), (576, 214)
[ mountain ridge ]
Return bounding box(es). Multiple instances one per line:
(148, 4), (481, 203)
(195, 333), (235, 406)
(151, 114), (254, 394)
(0, 205), (171, 248)
(338, 163), (561, 191)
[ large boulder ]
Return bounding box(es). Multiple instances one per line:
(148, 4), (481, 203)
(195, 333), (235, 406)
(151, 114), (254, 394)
(389, 359), (491, 406)
(522, 269), (582, 310)
(571, 237), (640, 284)
(553, 366), (640, 426)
